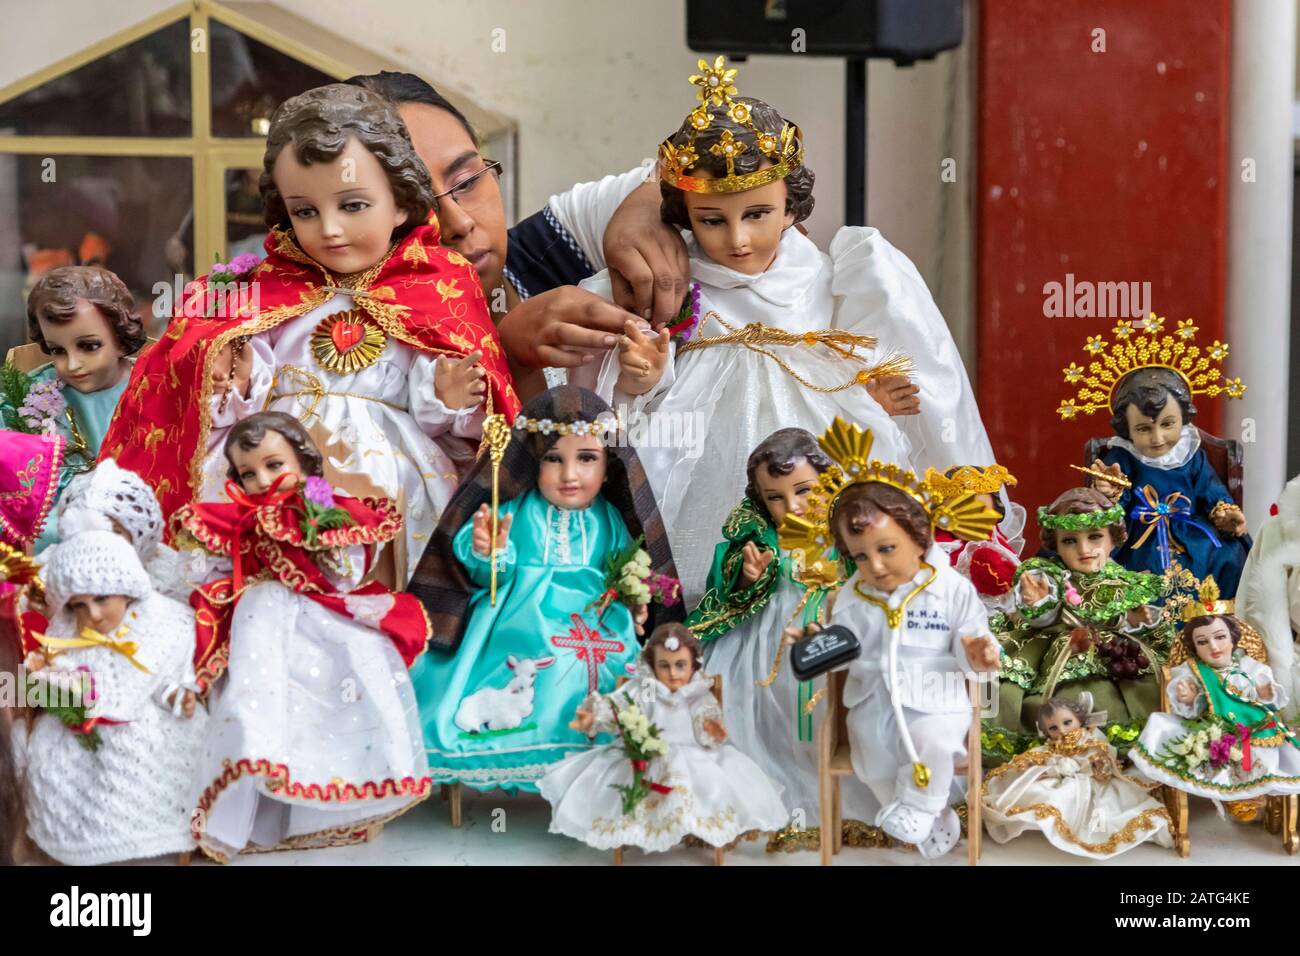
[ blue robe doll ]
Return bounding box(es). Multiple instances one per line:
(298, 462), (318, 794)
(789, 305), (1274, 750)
(1096, 368), (1250, 598)
(407, 386), (683, 794)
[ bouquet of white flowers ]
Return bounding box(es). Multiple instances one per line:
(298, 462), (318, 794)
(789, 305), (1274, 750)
(609, 698), (671, 815)
(586, 535), (681, 622)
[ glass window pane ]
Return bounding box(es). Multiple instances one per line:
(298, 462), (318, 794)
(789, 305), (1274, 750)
(225, 167), (268, 261)
(0, 154), (193, 354)
(0, 21), (191, 137)
(210, 21), (335, 138)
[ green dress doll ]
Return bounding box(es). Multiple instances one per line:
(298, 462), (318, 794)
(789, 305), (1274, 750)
(985, 486), (1174, 763)
(1, 266), (146, 550)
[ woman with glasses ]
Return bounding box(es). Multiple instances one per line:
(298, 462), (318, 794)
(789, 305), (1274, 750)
(346, 72), (689, 398)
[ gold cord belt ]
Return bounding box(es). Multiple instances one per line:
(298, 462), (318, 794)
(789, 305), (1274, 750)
(677, 311), (912, 393)
(268, 363), (409, 423)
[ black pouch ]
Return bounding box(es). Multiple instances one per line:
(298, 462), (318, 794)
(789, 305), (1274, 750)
(790, 624), (860, 681)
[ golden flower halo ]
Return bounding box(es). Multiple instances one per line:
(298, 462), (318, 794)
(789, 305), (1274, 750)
(659, 54), (804, 196)
(777, 418), (1001, 573)
(924, 464), (1018, 499)
(1056, 312), (1247, 421)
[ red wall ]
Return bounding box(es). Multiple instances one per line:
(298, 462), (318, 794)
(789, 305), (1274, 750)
(975, 0), (1230, 541)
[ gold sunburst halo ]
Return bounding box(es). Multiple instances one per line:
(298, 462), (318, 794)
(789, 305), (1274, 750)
(310, 311), (388, 375)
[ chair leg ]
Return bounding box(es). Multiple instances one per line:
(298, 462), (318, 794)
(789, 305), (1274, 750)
(178, 851), (191, 866)
(713, 846), (725, 866)
(613, 847), (624, 865)
(831, 779), (843, 855)
(818, 725), (834, 867)
(449, 782), (463, 828)
(1283, 795), (1300, 856)
(1162, 785), (1190, 857)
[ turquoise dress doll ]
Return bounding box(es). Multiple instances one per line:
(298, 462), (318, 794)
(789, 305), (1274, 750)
(407, 386), (683, 795)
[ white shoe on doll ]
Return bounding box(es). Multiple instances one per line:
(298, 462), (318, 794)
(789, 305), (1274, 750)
(916, 807), (961, 859)
(877, 801), (938, 845)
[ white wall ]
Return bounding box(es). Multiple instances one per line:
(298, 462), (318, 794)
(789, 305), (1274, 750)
(0, 0), (974, 355)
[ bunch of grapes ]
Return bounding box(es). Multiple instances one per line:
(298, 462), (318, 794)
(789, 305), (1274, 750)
(1096, 636), (1151, 680)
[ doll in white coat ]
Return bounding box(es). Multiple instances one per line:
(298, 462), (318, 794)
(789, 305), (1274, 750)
(982, 693), (1173, 858)
(540, 623), (788, 855)
(17, 524), (206, 864)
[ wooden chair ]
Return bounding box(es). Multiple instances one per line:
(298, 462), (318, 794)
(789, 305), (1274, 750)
(818, 670), (983, 865)
(612, 673), (726, 866)
(1156, 625), (1298, 856)
(1084, 427), (1244, 507)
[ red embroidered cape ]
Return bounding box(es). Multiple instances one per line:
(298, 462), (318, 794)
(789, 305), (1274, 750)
(100, 221), (519, 523)
(173, 488), (431, 690)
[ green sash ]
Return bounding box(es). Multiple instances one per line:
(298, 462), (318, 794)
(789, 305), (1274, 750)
(1193, 659), (1300, 749)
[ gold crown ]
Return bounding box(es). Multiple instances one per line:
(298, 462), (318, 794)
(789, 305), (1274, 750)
(1181, 575), (1235, 621)
(777, 418), (1001, 572)
(659, 56), (805, 195)
(0, 540), (43, 593)
(1057, 313), (1246, 420)
(924, 464), (1017, 499)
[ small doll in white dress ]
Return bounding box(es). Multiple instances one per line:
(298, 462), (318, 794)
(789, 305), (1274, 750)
(982, 693), (1173, 859)
(16, 524), (207, 865)
(1131, 579), (1300, 801)
(539, 623), (788, 856)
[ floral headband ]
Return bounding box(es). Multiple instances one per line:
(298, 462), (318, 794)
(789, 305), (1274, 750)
(1036, 502), (1127, 532)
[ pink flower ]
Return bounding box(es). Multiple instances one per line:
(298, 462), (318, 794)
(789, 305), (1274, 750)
(303, 476), (336, 509)
(228, 253), (262, 275)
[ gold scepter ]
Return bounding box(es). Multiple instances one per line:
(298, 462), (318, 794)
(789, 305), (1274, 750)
(482, 414), (512, 606)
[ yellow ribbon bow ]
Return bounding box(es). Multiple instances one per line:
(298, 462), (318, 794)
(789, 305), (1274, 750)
(34, 627), (153, 674)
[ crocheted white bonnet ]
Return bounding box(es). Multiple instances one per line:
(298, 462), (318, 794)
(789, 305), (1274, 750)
(57, 459), (164, 557)
(42, 527), (153, 620)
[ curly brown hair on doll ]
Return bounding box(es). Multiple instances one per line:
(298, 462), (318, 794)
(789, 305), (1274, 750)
(26, 265), (146, 356)
(259, 83), (433, 239)
(1181, 613), (1242, 658)
(1109, 367), (1197, 440)
(659, 96), (814, 231)
(1038, 486), (1128, 553)
(831, 482), (932, 557)
(224, 411), (325, 483)
(744, 427), (832, 506)
(644, 622), (704, 671)
(1035, 695), (1093, 736)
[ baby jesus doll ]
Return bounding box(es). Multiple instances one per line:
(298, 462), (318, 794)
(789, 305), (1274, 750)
(539, 623), (787, 855)
(103, 83), (519, 584)
(1132, 581), (1300, 801)
(172, 411), (432, 862)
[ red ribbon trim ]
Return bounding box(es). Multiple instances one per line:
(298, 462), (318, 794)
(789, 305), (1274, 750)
(221, 474), (298, 592)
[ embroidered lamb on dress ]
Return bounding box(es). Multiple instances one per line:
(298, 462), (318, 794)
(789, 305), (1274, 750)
(454, 655), (556, 733)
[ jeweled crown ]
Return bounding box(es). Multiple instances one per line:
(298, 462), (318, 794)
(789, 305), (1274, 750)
(925, 464), (1017, 499)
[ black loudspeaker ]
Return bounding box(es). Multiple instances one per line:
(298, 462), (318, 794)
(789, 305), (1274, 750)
(686, 0), (963, 65)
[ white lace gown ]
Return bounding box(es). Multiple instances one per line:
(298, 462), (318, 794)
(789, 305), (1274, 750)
(982, 730), (1173, 859)
(16, 591), (208, 865)
(578, 227), (922, 605)
(539, 669), (789, 851)
(702, 563), (878, 828)
(194, 544), (430, 861)
(204, 292), (484, 583)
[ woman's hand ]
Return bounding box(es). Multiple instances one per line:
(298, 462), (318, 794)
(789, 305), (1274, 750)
(740, 541), (774, 585)
(603, 178), (690, 325)
(497, 286), (636, 369)
(434, 350), (487, 410)
(470, 503), (513, 558)
(616, 320), (670, 396)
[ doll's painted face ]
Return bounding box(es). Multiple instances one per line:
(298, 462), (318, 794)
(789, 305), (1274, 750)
(38, 298), (130, 393)
(840, 511), (926, 592)
(537, 433), (606, 510)
(755, 460), (820, 527)
(229, 430), (304, 496)
(683, 172), (794, 275)
(1122, 394), (1184, 458)
(1054, 527), (1114, 574)
(1039, 705), (1081, 741)
(273, 135), (409, 276)
(652, 644), (696, 691)
(1190, 617), (1235, 667)
(399, 103), (507, 298)
(66, 594), (131, 635)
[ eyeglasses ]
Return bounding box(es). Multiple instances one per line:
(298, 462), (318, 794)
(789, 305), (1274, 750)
(431, 160), (503, 217)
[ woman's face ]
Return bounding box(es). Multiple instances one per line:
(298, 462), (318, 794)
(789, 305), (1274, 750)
(273, 135), (408, 276)
(683, 173), (792, 275)
(537, 433), (606, 510)
(1040, 705), (1081, 741)
(840, 510), (926, 593)
(1055, 527), (1114, 573)
(39, 299), (129, 393)
(1190, 617), (1235, 667)
(67, 594), (131, 635)
(229, 430), (305, 496)
(399, 103), (507, 299)
(754, 459), (819, 527)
